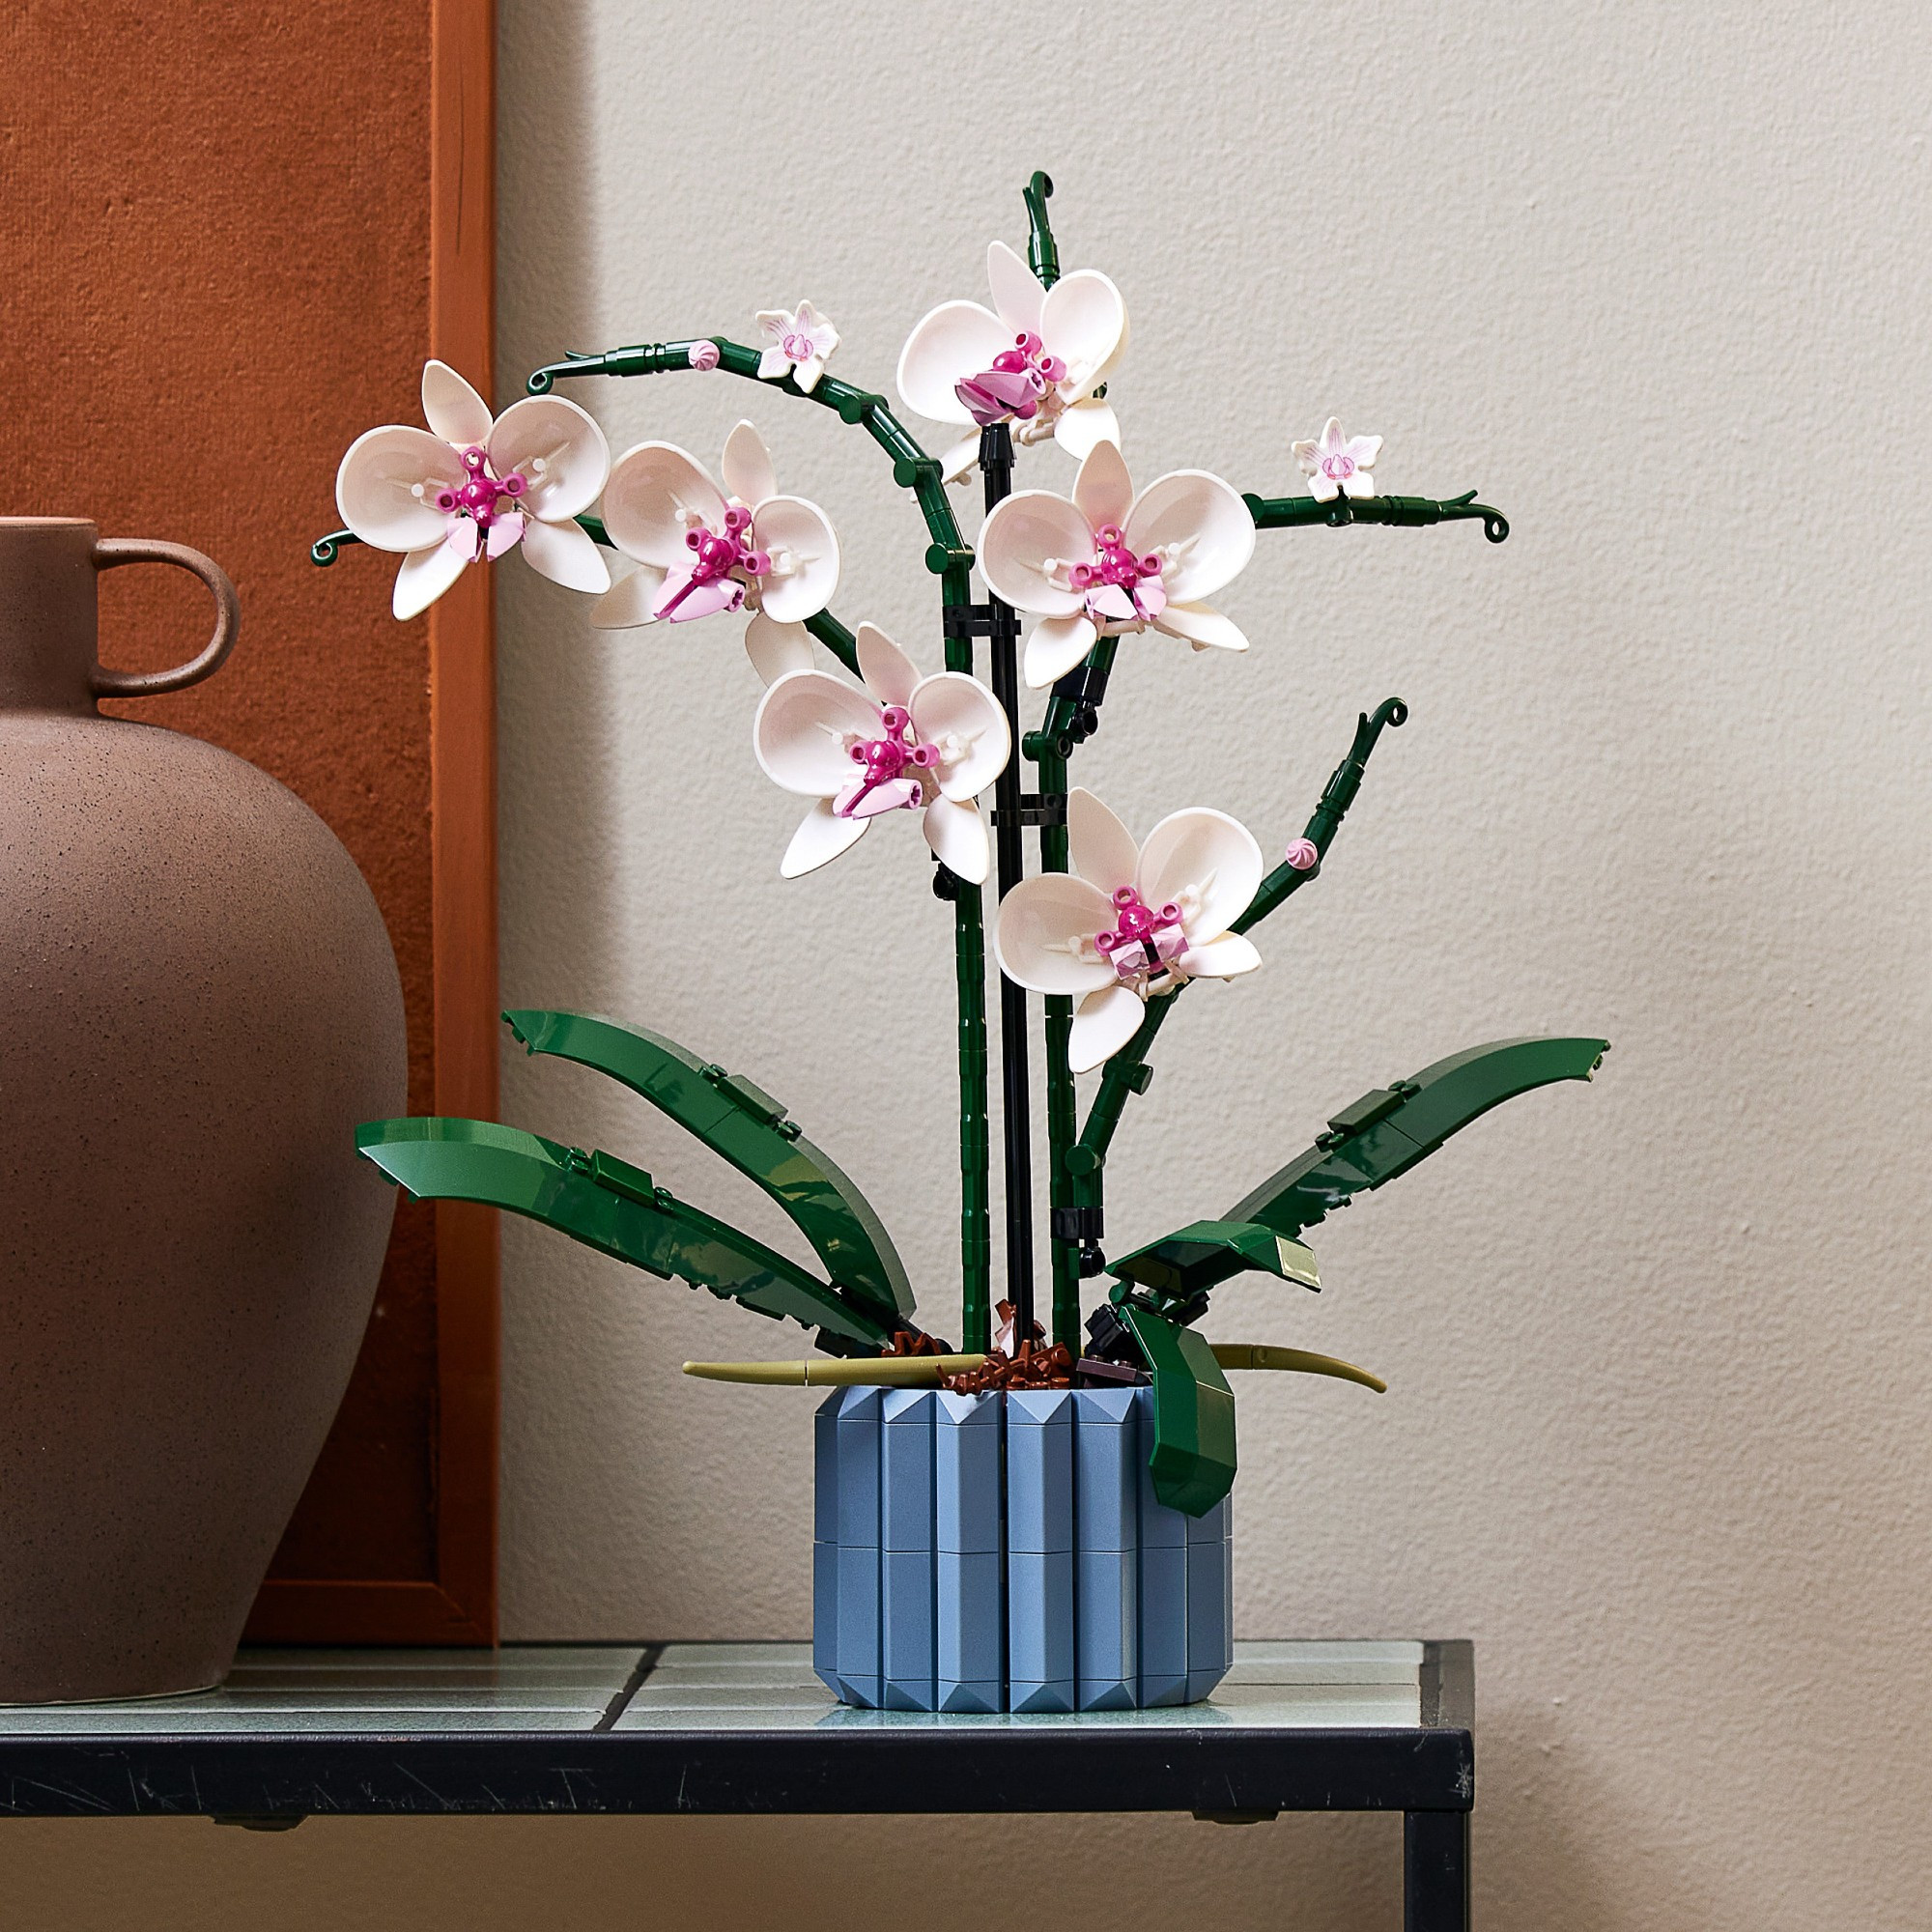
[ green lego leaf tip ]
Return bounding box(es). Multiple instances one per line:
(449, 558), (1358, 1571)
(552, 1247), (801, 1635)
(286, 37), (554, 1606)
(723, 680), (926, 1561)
(355, 1115), (896, 1350)
(1109, 1220), (1321, 1305)
(1122, 1302), (1236, 1519)
(1228, 1035), (1611, 1242)
(499, 1009), (914, 1322)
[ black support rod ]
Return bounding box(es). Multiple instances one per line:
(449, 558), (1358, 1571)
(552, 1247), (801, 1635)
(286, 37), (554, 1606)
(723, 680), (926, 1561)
(980, 422), (1035, 1344)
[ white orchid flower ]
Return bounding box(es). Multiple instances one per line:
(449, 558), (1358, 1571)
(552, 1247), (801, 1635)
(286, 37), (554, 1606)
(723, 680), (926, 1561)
(590, 421), (840, 678)
(995, 788), (1264, 1073)
(1293, 417), (1381, 502)
(753, 624), (1011, 883)
(896, 241), (1126, 483)
(976, 440), (1256, 689)
(755, 300), (840, 392)
(334, 360), (611, 620)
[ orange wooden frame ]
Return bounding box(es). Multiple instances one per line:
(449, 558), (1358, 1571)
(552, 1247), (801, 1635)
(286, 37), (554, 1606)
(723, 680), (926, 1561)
(245, 0), (499, 1645)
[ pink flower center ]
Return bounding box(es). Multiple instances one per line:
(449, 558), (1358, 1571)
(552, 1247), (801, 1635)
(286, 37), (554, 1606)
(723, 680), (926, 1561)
(434, 444), (528, 529)
(655, 504), (770, 619)
(955, 330), (1069, 427)
(781, 330), (816, 362)
(834, 704), (941, 819)
(1321, 452), (1356, 480)
(1066, 526), (1167, 627)
(1093, 887), (1186, 981)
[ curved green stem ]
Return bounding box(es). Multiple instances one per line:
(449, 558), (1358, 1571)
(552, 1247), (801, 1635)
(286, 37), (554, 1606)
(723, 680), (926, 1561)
(311, 528), (357, 566)
(525, 338), (969, 561)
(1023, 170), (1060, 287)
(1245, 489), (1509, 544)
(1069, 697), (1410, 1210)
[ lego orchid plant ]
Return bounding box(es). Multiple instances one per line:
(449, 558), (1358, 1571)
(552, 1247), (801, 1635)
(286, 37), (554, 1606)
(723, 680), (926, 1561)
(318, 169), (1601, 1526)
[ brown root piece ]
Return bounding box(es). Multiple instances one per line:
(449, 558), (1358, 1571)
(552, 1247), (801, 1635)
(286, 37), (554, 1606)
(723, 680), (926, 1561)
(943, 1338), (1076, 1395)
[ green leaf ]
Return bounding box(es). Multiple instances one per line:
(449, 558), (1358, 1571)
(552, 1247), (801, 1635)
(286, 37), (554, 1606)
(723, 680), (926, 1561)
(1121, 1303), (1236, 1518)
(503, 1010), (912, 1323)
(1109, 1219), (1321, 1306)
(1228, 1035), (1609, 1240)
(355, 1117), (898, 1351)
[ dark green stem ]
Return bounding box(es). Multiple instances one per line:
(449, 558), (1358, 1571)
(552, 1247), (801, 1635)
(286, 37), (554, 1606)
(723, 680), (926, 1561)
(1023, 171), (1060, 288)
(1070, 697), (1410, 1207)
(1244, 488), (1509, 544)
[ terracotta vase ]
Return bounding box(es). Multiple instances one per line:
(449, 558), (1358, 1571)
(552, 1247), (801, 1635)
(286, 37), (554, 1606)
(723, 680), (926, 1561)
(0, 519), (406, 1703)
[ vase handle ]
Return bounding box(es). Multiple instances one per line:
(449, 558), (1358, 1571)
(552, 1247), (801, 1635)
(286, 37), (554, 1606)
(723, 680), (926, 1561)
(89, 538), (240, 697)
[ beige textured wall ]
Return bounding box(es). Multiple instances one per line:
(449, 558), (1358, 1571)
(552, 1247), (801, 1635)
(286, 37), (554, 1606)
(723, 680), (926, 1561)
(10, 2), (1930, 1926)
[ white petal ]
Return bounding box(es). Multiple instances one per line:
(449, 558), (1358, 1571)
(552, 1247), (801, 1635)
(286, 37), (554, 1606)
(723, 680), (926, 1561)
(745, 613), (814, 685)
(792, 355), (825, 393)
(986, 239), (1045, 335)
(994, 874), (1118, 996)
(1176, 933), (1263, 980)
(895, 300), (1010, 425)
(978, 490), (1094, 616)
(603, 443), (729, 566)
(1068, 983), (1148, 1074)
(923, 795), (990, 882)
(721, 419), (778, 508)
(1066, 787), (1138, 896)
(1292, 440), (1321, 475)
(1072, 439), (1134, 530)
(1345, 434), (1382, 469)
(589, 562), (668, 629)
(910, 671), (1011, 800)
(781, 799), (870, 878)
(751, 496), (840, 622)
(757, 345), (792, 382)
(1137, 808), (1265, 942)
(421, 359), (494, 446)
(392, 538), (471, 621)
(518, 515), (611, 594)
(1023, 613), (1098, 688)
(856, 622), (920, 708)
(1306, 471), (1340, 503)
(336, 426), (467, 552)
(756, 308), (791, 345)
(1154, 602), (1250, 652)
(1039, 270), (1125, 399)
(488, 396), (611, 522)
(1054, 397), (1121, 464)
(940, 432), (982, 483)
(753, 669), (880, 795)
(1124, 469), (1256, 605)
(1343, 470), (1376, 500)
(1320, 417), (1347, 457)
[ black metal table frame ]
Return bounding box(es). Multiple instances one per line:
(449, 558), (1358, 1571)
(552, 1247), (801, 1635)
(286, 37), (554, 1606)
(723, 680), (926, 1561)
(0, 1641), (1473, 1932)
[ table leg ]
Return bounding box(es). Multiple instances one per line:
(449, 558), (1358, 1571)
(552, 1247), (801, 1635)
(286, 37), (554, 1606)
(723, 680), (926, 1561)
(1404, 1808), (1470, 1932)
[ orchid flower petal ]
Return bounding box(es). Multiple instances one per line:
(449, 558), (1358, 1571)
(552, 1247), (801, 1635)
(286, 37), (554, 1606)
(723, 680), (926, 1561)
(939, 432), (983, 484)
(336, 426), (467, 552)
(721, 419), (779, 508)
(745, 613), (815, 685)
(856, 622), (920, 708)
(391, 537), (471, 621)
(1154, 602), (1249, 653)
(909, 671), (1011, 800)
(986, 239), (1046, 335)
(421, 359), (494, 446)
(1066, 786), (1139, 897)
(488, 396), (611, 523)
(753, 668), (880, 796)
(1071, 439), (1134, 530)
(519, 515), (611, 594)
(603, 442), (729, 566)
(1124, 469), (1256, 606)
(1136, 807), (1264, 943)
(1039, 270), (1125, 400)
(1054, 397), (1122, 465)
(994, 873), (1119, 996)
(1022, 613), (1098, 688)
(589, 562), (669, 629)
(1068, 983), (1148, 1074)
(896, 299), (1011, 425)
(923, 795), (990, 883)
(781, 798), (870, 878)
(978, 489), (1094, 616)
(749, 495), (840, 622)
(1175, 932), (1263, 980)
(1343, 469), (1376, 500)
